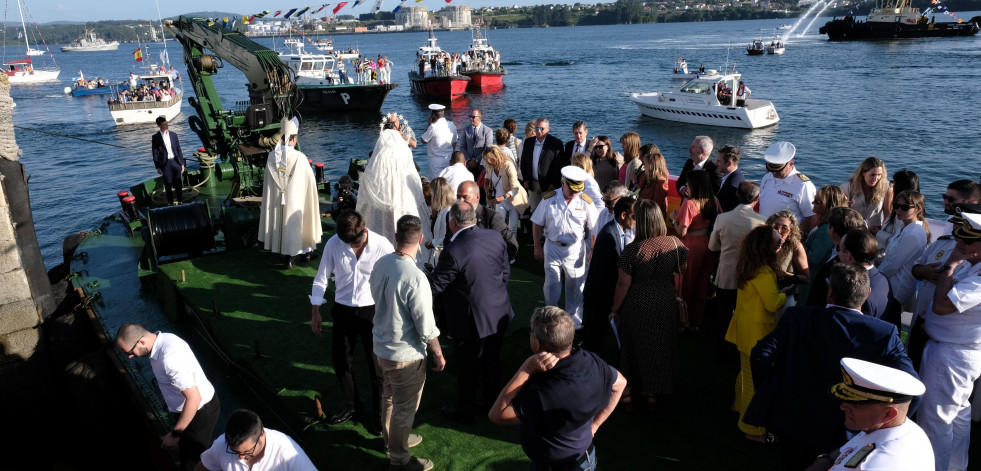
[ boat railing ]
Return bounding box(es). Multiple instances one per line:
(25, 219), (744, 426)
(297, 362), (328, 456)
(108, 90), (182, 111)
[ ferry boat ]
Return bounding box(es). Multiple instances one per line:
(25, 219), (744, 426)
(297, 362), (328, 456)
(61, 29), (120, 52)
(107, 74), (182, 125)
(279, 41), (396, 112)
(819, 0), (981, 40)
(459, 28), (506, 91)
(629, 72), (780, 129)
(407, 30), (469, 101)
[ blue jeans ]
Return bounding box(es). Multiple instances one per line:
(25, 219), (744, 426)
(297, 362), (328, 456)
(529, 446), (596, 471)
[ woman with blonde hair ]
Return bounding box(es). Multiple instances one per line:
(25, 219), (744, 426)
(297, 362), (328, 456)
(766, 209), (810, 290)
(799, 185), (848, 302)
(571, 152), (604, 211)
(610, 200), (687, 407)
(483, 146), (528, 234)
(840, 157), (893, 230)
(637, 146), (669, 216)
(427, 177), (456, 263)
(618, 132), (642, 187)
(726, 225), (788, 443)
(590, 136), (623, 190)
(878, 190), (930, 307)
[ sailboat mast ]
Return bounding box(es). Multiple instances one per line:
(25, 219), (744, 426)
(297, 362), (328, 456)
(155, 0), (168, 66)
(16, 0), (32, 50)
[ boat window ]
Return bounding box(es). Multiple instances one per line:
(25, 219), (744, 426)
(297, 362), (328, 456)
(681, 82), (712, 94)
(314, 62), (325, 70)
(301, 62), (314, 71)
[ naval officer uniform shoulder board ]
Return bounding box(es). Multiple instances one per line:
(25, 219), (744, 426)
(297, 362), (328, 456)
(542, 190), (557, 199)
(580, 193), (593, 204)
(844, 443), (875, 468)
(797, 173), (810, 182)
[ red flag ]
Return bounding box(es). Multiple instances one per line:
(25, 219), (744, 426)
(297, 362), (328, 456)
(248, 14), (256, 22)
(314, 4), (329, 13)
(333, 2), (348, 14)
(132, 48), (143, 62)
(274, 10), (283, 16)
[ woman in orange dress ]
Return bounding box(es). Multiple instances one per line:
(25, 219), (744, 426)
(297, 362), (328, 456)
(671, 169), (719, 332)
(636, 145), (669, 217)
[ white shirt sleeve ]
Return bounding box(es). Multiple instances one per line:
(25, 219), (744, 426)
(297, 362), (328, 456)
(799, 181), (818, 218)
(309, 238), (337, 306)
(878, 223), (926, 278)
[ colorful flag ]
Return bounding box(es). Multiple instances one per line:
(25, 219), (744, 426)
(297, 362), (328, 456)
(255, 10), (271, 18)
(274, 10), (283, 16)
(371, 0), (384, 13)
(283, 8), (298, 18)
(333, 2), (348, 14)
(393, 0), (407, 13)
(314, 4), (329, 13)
(160, 49), (169, 65)
(353, 0), (361, 6)
(133, 48), (143, 62)
(296, 6), (311, 16)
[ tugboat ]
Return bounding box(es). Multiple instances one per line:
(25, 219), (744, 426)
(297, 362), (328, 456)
(459, 28), (507, 92)
(819, 0), (981, 40)
(278, 40), (396, 112)
(629, 71), (780, 129)
(407, 30), (469, 101)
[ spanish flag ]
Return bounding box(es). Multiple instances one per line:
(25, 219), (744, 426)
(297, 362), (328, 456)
(133, 47), (143, 62)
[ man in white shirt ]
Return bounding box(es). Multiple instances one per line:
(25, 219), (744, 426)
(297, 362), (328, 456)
(436, 151), (475, 194)
(310, 210), (393, 433)
(196, 409), (317, 471)
(420, 104), (458, 178)
(758, 141), (818, 235)
(116, 324), (219, 471)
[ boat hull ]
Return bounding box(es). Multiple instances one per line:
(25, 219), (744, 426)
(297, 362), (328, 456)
(629, 93), (779, 129)
(6, 69), (59, 83)
(747, 49), (764, 56)
(109, 93), (182, 125)
(61, 43), (120, 52)
(297, 83), (398, 112)
(819, 17), (981, 40)
(461, 70), (506, 91)
(767, 47), (786, 55)
(407, 72), (469, 100)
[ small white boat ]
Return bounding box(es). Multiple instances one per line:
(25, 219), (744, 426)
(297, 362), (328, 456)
(4, 57), (58, 83)
(108, 74), (182, 125)
(629, 72), (779, 129)
(766, 39), (786, 55)
(777, 24), (792, 30)
(25, 48), (44, 56)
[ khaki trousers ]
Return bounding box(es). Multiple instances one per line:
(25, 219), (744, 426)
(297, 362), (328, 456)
(376, 356), (427, 465)
(526, 180), (543, 215)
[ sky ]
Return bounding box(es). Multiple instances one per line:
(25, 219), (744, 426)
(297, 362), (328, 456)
(17, 1), (557, 23)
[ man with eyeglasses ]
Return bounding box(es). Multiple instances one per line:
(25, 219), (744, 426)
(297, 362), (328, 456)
(310, 210), (394, 433)
(758, 141), (818, 235)
(520, 117), (566, 214)
(196, 409), (316, 471)
(459, 108), (493, 176)
(115, 323), (220, 471)
(918, 212), (981, 471)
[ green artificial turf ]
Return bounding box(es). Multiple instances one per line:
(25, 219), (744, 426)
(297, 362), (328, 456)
(158, 229), (782, 470)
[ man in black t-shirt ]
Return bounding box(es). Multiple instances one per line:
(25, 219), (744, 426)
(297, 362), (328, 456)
(488, 306), (626, 470)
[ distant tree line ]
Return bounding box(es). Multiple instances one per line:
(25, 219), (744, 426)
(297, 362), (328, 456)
(3, 20), (166, 46)
(484, 0), (795, 28)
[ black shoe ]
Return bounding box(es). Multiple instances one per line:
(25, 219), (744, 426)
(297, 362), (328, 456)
(284, 255), (296, 269)
(364, 414), (382, 436)
(440, 406), (474, 424)
(300, 252), (312, 263)
(328, 406), (358, 425)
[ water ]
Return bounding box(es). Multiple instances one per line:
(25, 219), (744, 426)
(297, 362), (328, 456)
(8, 17), (981, 269)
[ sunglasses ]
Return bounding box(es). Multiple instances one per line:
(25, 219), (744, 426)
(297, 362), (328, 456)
(895, 203), (915, 211)
(942, 195), (958, 203)
(468, 115), (480, 119)
(534, 127), (546, 131)
(595, 144), (607, 149)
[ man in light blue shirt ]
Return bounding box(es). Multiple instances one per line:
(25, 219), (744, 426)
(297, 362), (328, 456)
(370, 215), (445, 471)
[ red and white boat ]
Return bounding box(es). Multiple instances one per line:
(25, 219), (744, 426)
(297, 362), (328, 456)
(407, 30), (469, 101)
(4, 57), (58, 83)
(459, 28), (506, 92)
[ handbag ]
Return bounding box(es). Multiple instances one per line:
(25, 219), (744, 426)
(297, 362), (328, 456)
(671, 237), (689, 328)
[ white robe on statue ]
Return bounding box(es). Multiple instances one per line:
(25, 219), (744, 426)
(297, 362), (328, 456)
(356, 129), (432, 248)
(258, 143), (322, 256)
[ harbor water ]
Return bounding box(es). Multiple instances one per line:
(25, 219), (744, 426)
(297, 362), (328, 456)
(7, 16), (981, 268)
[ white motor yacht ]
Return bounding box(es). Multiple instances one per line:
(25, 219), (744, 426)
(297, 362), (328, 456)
(629, 72), (779, 129)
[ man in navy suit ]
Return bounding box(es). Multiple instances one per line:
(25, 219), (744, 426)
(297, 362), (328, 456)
(745, 263), (917, 470)
(714, 145), (745, 213)
(459, 108), (494, 177)
(563, 121), (594, 161)
(520, 118), (566, 213)
(582, 196), (635, 354)
(805, 207), (865, 307)
(839, 229), (892, 320)
(151, 116), (185, 205)
(430, 201), (515, 424)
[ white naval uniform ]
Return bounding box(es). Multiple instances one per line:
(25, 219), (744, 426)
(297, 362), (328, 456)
(421, 117), (458, 178)
(905, 235), (958, 326)
(758, 169), (817, 223)
(827, 419), (934, 470)
(919, 259), (981, 471)
(531, 190), (598, 326)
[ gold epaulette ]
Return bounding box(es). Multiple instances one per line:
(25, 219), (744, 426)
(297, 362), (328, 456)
(844, 443), (875, 468)
(542, 190), (556, 199)
(798, 173), (810, 182)
(580, 193), (593, 204)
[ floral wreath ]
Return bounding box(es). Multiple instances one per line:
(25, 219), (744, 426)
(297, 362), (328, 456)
(379, 113), (409, 133)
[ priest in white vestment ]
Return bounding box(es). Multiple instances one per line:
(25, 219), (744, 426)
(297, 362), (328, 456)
(258, 117), (322, 268)
(356, 126), (432, 255)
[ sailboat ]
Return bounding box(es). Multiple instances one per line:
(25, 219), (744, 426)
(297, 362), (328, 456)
(4, 0), (59, 83)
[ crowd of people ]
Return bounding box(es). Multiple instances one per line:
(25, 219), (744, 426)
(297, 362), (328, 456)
(416, 45), (502, 78)
(108, 75), (178, 104)
(131, 106), (981, 470)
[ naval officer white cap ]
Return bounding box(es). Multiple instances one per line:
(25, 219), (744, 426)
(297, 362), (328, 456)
(428, 104), (446, 111)
(560, 166), (590, 192)
(830, 357), (925, 404)
(763, 141), (796, 171)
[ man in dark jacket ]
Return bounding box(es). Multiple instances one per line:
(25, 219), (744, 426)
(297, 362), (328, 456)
(151, 116), (186, 205)
(520, 117), (566, 213)
(838, 229), (893, 321)
(746, 263), (918, 471)
(430, 201), (514, 424)
(581, 197), (635, 354)
(445, 181), (518, 261)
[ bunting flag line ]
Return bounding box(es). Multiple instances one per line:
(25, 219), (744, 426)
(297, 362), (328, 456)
(283, 8), (298, 18)
(255, 10), (271, 18)
(295, 6), (311, 16)
(313, 4), (328, 13)
(353, 0), (362, 6)
(392, 0), (407, 13)
(133, 48), (143, 62)
(274, 10), (283, 16)
(371, 0), (384, 13)
(333, 2), (348, 15)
